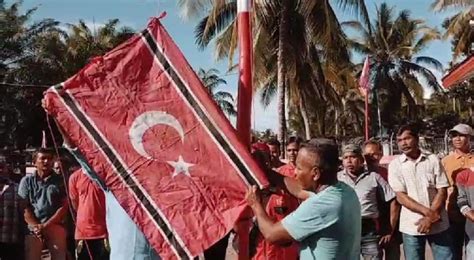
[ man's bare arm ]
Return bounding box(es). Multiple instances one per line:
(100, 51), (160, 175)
(252, 201), (294, 244)
(395, 192), (431, 216)
(430, 187), (447, 214)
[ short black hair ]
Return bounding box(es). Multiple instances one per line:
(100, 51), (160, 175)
(397, 124), (419, 139)
(267, 139), (281, 147)
(301, 139), (339, 175)
(363, 139), (383, 152)
(287, 136), (302, 146)
(32, 148), (55, 162)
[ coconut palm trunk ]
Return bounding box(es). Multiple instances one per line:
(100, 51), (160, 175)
(277, 0), (291, 150)
(299, 95), (311, 140)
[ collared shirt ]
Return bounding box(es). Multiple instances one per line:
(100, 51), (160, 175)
(442, 151), (474, 222)
(281, 182), (361, 260)
(0, 178), (21, 244)
(338, 169), (395, 219)
(388, 152), (450, 236)
(69, 169), (107, 240)
(18, 172), (66, 224)
(66, 145), (161, 260)
(442, 151), (474, 185)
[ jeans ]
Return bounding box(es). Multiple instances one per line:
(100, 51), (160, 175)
(105, 192), (161, 260)
(402, 230), (453, 260)
(467, 240), (474, 259)
(360, 232), (382, 260)
(25, 224), (67, 260)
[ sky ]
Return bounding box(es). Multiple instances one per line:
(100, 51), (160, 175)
(15, 0), (462, 131)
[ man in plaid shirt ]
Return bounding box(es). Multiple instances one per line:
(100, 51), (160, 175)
(0, 159), (22, 260)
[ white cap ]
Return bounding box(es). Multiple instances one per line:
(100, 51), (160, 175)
(449, 124), (473, 136)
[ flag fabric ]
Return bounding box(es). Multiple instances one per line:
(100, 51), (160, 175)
(359, 56), (370, 97)
(43, 17), (268, 260)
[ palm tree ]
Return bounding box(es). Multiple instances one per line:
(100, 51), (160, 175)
(344, 3), (443, 134)
(64, 19), (134, 76)
(198, 68), (237, 117)
(0, 0), (60, 148)
(191, 0), (370, 141)
(433, 0), (473, 60)
(2, 14), (134, 148)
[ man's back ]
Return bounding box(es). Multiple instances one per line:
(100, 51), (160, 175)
(282, 182), (361, 260)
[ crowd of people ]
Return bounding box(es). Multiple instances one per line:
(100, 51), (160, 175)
(0, 122), (473, 260)
(245, 123), (474, 260)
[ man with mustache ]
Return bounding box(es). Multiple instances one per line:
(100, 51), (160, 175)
(388, 124), (453, 259)
(339, 144), (397, 260)
(442, 124), (474, 260)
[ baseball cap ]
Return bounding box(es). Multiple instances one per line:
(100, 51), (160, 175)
(342, 144), (363, 155)
(449, 124), (473, 136)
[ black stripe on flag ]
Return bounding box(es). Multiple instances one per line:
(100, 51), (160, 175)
(141, 29), (260, 187)
(54, 84), (190, 260)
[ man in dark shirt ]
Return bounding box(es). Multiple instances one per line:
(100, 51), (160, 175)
(18, 148), (68, 260)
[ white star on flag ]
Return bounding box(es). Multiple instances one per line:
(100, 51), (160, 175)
(167, 155), (194, 178)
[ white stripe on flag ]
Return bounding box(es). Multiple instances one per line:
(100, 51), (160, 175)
(237, 0), (251, 13)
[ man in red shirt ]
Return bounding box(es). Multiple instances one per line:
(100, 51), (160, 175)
(250, 148), (299, 260)
(69, 169), (108, 260)
(277, 137), (302, 178)
(267, 139), (285, 169)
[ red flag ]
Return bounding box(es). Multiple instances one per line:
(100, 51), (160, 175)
(359, 56), (370, 97)
(44, 18), (268, 259)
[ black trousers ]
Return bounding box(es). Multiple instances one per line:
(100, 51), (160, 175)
(76, 239), (109, 260)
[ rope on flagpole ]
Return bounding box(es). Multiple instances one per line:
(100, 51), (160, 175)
(46, 115), (95, 260)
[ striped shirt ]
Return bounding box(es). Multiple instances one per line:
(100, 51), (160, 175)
(0, 179), (21, 243)
(388, 152), (450, 236)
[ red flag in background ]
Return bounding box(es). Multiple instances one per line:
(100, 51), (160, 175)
(359, 56), (370, 97)
(44, 17), (268, 260)
(359, 56), (371, 140)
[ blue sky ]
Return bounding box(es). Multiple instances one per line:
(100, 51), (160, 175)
(17, 0), (461, 131)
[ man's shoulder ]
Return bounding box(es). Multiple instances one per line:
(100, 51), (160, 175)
(336, 170), (345, 179)
(19, 174), (36, 185)
(312, 182), (354, 205)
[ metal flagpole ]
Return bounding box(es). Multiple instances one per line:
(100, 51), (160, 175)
(236, 0), (253, 147)
(236, 1), (253, 259)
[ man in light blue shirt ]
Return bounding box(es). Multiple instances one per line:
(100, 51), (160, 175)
(246, 139), (361, 260)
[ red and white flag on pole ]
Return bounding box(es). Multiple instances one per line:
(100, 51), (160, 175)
(359, 56), (370, 97)
(43, 17), (268, 259)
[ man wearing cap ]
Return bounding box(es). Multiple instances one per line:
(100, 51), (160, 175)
(442, 123), (474, 260)
(338, 144), (397, 260)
